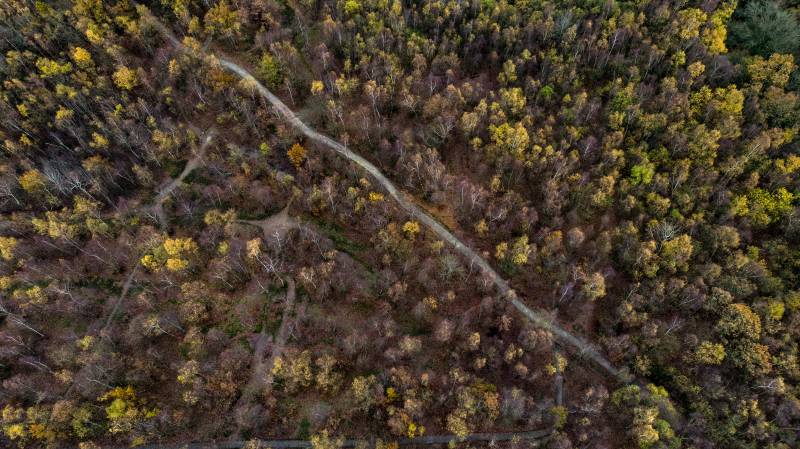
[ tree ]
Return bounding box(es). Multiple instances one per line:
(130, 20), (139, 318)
(402, 221), (420, 238)
(694, 341), (726, 365)
(677, 8), (707, 40)
(702, 2), (736, 54)
(550, 405), (568, 430)
(259, 52), (283, 88)
(498, 87), (526, 117)
(495, 235), (531, 269)
(732, 187), (795, 228)
(141, 237), (199, 272)
(729, 1), (800, 56)
(0, 237), (18, 261)
(631, 406), (660, 449)
(350, 375), (378, 411)
(746, 54), (795, 89)
(203, 0), (241, 39)
(19, 169), (46, 196)
(629, 162), (655, 186)
(98, 386), (158, 436)
(610, 385), (681, 449)
(581, 272), (606, 301)
(287, 143), (307, 168)
(446, 411), (470, 440)
(488, 122), (529, 160)
(314, 354), (342, 394)
(112, 66), (139, 90)
(343, 0), (361, 16)
(716, 303), (761, 341)
(271, 350), (313, 393)
(311, 80), (324, 95)
(36, 57), (72, 78)
(498, 59), (517, 85)
(659, 234), (693, 273)
(71, 47), (93, 68)
(728, 341), (772, 377)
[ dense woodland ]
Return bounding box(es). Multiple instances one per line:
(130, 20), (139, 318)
(1, 0), (799, 448)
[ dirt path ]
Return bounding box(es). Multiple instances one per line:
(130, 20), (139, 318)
(260, 277), (299, 393)
(141, 5), (689, 431)
(152, 130), (216, 228)
(238, 205), (298, 244)
(142, 19), (628, 384)
(233, 278), (300, 437)
(554, 351), (564, 407)
(50, 262), (140, 425)
(56, 127), (215, 403)
(237, 206), (302, 400)
(198, 55), (628, 382)
(101, 265), (139, 337)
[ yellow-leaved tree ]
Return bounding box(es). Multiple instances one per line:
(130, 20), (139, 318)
(287, 143), (307, 168)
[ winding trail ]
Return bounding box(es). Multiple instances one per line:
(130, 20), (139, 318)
(141, 8), (630, 384)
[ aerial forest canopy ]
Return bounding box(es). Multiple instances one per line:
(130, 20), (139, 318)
(0, 0), (799, 448)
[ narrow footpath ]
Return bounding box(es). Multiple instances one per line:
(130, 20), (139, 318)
(143, 10), (629, 383)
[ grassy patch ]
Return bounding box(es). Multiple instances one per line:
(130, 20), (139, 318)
(312, 218), (369, 255)
(182, 169), (212, 185)
(397, 314), (431, 336)
(296, 418), (310, 439)
(237, 206), (284, 221)
(255, 283), (288, 336)
(223, 317), (246, 337)
(351, 298), (375, 316)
